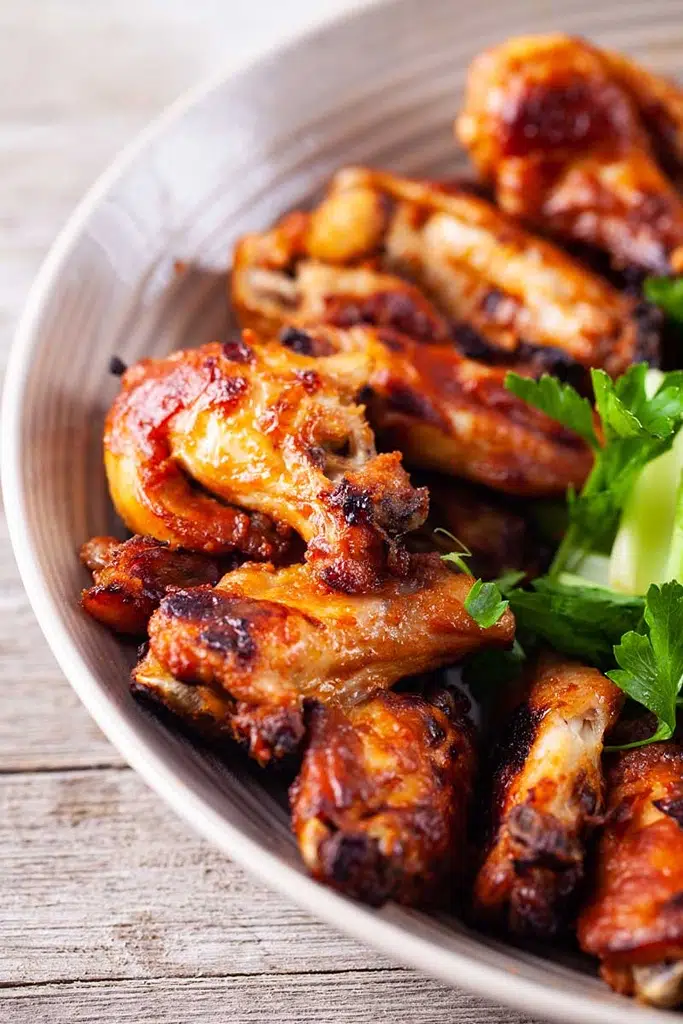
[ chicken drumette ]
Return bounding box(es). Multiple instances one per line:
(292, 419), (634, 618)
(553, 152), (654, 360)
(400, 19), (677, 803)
(291, 685), (477, 906)
(457, 34), (683, 274)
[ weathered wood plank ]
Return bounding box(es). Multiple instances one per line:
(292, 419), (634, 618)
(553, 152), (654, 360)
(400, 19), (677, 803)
(0, 518), (125, 771)
(0, 767), (376, 985)
(1, 974), (534, 1024)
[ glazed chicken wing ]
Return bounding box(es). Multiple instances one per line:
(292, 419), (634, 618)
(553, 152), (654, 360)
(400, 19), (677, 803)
(457, 35), (683, 274)
(290, 686), (476, 906)
(578, 742), (683, 1008)
(80, 534), (231, 635)
(133, 554), (515, 765)
(601, 48), (683, 179)
(105, 336), (427, 592)
(473, 653), (622, 938)
(232, 166), (658, 375)
(288, 323), (593, 498)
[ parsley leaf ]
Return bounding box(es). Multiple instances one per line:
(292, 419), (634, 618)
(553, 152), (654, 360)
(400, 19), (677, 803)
(506, 366), (683, 575)
(644, 276), (683, 323)
(505, 372), (599, 449)
(607, 581), (683, 746)
(464, 579), (509, 628)
(507, 576), (644, 669)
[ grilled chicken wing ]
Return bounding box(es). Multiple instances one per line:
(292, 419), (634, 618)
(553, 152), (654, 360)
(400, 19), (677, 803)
(288, 323), (593, 498)
(578, 742), (683, 1007)
(105, 336), (427, 592)
(80, 534), (231, 635)
(232, 166), (658, 374)
(601, 48), (683, 179)
(290, 686), (476, 906)
(457, 35), (683, 274)
(133, 555), (515, 765)
(473, 653), (622, 938)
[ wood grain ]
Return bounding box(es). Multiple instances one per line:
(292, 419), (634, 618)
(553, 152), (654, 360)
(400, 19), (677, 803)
(2, 976), (530, 1024)
(0, 2), (537, 1022)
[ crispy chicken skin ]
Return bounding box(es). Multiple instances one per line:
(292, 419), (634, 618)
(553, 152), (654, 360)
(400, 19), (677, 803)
(133, 555), (515, 765)
(80, 534), (230, 635)
(578, 742), (683, 1007)
(473, 653), (622, 938)
(290, 686), (476, 906)
(105, 336), (427, 592)
(232, 166), (658, 375)
(297, 324), (593, 498)
(457, 35), (683, 274)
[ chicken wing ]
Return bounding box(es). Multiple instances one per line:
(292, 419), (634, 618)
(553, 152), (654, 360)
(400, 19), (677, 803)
(601, 48), (683, 180)
(132, 554), (515, 765)
(105, 336), (427, 592)
(284, 323), (593, 498)
(232, 167), (658, 375)
(457, 35), (683, 274)
(578, 742), (683, 1007)
(290, 686), (476, 906)
(80, 534), (231, 635)
(473, 653), (622, 938)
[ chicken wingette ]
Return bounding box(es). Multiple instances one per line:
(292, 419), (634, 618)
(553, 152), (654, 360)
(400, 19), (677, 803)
(132, 555), (515, 765)
(280, 323), (593, 498)
(290, 686), (476, 906)
(104, 336), (427, 592)
(457, 35), (683, 274)
(578, 742), (683, 1008)
(80, 534), (231, 636)
(232, 166), (659, 375)
(473, 653), (622, 938)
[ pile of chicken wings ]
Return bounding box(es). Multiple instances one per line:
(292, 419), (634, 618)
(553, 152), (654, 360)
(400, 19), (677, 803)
(80, 36), (683, 1007)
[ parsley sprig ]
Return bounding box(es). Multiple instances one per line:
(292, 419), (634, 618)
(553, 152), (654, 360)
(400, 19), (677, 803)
(506, 365), (683, 576)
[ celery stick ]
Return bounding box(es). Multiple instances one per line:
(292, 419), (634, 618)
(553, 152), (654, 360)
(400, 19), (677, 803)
(608, 430), (683, 594)
(664, 472), (683, 583)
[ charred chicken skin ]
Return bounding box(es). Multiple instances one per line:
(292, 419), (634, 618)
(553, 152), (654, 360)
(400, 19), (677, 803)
(80, 534), (231, 635)
(232, 166), (659, 375)
(132, 555), (515, 765)
(578, 742), (683, 1008)
(473, 653), (622, 938)
(290, 686), (476, 906)
(105, 336), (427, 592)
(457, 34), (683, 274)
(283, 323), (593, 498)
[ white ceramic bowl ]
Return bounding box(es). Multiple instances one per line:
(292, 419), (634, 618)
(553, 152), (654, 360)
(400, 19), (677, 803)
(5, 1), (683, 1019)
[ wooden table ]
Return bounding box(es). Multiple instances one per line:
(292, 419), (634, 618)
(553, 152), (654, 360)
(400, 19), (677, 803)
(0, 4), (536, 1021)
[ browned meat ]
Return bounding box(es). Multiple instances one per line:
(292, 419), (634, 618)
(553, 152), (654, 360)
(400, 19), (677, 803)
(79, 534), (230, 635)
(232, 166), (658, 374)
(473, 653), (622, 938)
(290, 686), (476, 906)
(104, 336), (427, 593)
(132, 555), (515, 765)
(457, 35), (683, 274)
(299, 323), (593, 499)
(578, 742), (683, 1007)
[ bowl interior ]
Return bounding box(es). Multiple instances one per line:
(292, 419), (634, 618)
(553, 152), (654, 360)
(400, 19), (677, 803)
(6, 0), (683, 1021)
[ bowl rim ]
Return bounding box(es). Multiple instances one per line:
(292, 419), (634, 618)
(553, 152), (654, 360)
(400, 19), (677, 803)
(1, 4), (677, 1021)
